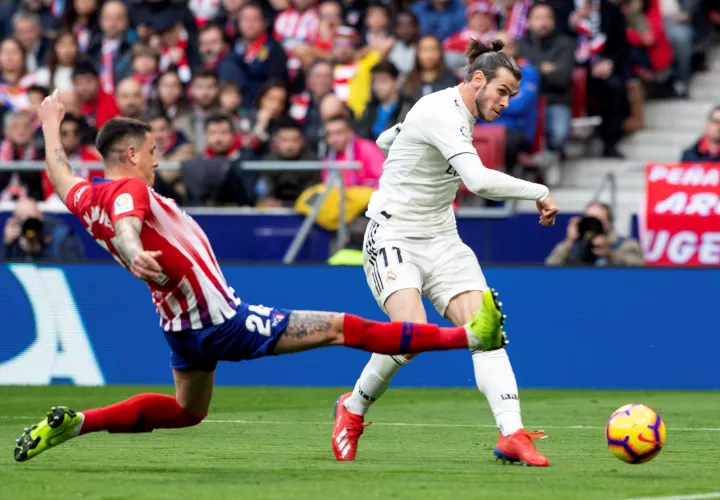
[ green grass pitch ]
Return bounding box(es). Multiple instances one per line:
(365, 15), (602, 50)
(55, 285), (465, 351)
(1, 386), (719, 500)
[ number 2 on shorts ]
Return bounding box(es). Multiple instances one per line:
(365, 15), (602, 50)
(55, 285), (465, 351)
(245, 304), (272, 337)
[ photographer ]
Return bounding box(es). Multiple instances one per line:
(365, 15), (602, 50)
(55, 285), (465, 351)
(545, 201), (644, 266)
(3, 198), (84, 262)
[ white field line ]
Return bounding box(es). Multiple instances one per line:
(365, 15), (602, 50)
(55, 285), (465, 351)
(1, 416), (720, 432)
(626, 493), (720, 500)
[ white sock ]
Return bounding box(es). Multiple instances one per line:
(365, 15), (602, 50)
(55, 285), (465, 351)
(472, 349), (524, 437)
(344, 354), (408, 416)
(464, 325), (481, 350)
(71, 412), (85, 437)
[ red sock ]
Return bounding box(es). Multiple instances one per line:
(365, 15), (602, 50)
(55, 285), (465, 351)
(80, 393), (206, 435)
(342, 314), (468, 354)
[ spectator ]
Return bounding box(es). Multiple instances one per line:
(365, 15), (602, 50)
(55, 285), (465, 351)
(152, 10), (201, 84)
(147, 110), (195, 203)
(235, 2), (289, 105)
(518, 2), (575, 158)
(323, 114), (384, 189)
(313, 0), (344, 53)
(680, 105), (720, 162)
(198, 23), (245, 83)
(35, 31), (79, 92)
(2, 0), (57, 35)
(401, 34), (458, 102)
(495, 0), (533, 40)
(190, 0), (223, 28)
(290, 59), (333, 145)
(57, 90), (97, 144)
(72, 60), (121, 129)
(388, 11), (419, 80)
(0, 38), (35, 111)
(2, 198), (85, 261)
(40, 115), (103, 199)
(546, 201), (644, 266)
(218, 81), (244, 120)
(86, 0), (133, 95)
(116, 78), (145, 120)
(188, 69), (221, 150)
(478, 32), (539, 174)
(411, 0), (466, 41)
(626, 0), (673, 82)
(274, 0), (319, 84)
(217, 0), (245, 40)
(363, 2), (393, 46)
(331, 25), (394, 119)
(444, 1), (498, 75)
(130, 44), (160, 100)
(259, 116), (321, 207)
(359, 60), (413, 141)
(660, 0), (696, 98)
(570, 0), (630, 158)
(240, 80), (290, 154)
(0, 111), (43, 202)
(59, 0), (100, 52)
(153, 69), (193, 140)
(181, 113), (256, 206)
(12, 11), (49, 73)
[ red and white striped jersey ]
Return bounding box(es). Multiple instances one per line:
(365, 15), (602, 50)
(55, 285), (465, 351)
(273, 7), (319, 50)
(67, 177), (240, 332)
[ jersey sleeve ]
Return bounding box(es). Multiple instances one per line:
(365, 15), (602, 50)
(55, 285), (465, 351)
(419, 107), (478, 162)
(107, 178), (151, 226)
(65, 181), (92, 217)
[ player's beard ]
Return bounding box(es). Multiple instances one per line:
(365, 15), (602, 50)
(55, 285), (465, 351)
(474, 88), (493, 123)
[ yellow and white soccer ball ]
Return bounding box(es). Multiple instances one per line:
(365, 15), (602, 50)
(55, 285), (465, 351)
(606, 403), (666, 464)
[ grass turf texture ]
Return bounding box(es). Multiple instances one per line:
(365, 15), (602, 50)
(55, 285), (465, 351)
(1, 387), (719, 500)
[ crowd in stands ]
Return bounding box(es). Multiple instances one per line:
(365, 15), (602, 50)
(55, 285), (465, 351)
(0, 0), (717, 209)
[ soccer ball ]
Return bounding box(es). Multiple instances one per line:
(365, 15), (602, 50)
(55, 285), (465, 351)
(606, 403), (666, 464)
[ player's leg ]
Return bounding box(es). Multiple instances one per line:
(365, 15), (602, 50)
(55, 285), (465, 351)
(438, 243), (548, 467)
(14, 349), (214, 462)
(341, 289), (426, 418)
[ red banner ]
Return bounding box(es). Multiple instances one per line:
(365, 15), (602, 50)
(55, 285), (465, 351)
(642, 163), (720, 266)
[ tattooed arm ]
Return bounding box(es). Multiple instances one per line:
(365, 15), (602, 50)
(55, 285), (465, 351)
(114, 216), (164, 282)
(38, 90), (86, 205)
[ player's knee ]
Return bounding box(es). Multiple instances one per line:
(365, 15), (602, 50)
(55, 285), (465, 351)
(178, 405), (206, 427)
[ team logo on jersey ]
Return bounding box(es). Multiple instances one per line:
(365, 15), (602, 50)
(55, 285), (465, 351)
(386, 269), (396, 283)
(114, 193), (134, 215)
(272, 312), (286, 327)
(460, 125), (472, 144)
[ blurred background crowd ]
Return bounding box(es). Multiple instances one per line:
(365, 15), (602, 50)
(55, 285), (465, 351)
(0, 0), (718, 264)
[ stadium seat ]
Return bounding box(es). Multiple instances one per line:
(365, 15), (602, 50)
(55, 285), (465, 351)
(456, 125), (506, 205)
(571, 67), (588, 120)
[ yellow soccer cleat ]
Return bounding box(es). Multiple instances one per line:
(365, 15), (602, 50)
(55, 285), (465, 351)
(14, 406), (83, 462)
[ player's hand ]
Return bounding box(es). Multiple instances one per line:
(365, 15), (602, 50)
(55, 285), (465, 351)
(130, 250), (163, 281)
(37, 89), (65, 126)
(536, 193), (559, 227)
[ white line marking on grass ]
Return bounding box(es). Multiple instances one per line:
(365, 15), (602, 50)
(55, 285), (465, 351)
(626, 493), (720, 500)
(1, 416), (720, 433)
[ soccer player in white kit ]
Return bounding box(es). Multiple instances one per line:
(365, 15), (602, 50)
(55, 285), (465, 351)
(331, 39), (559, 466)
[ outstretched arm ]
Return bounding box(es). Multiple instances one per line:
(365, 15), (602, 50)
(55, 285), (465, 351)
(38, 90), (86, 205)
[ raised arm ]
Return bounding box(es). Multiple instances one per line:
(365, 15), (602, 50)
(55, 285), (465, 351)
(37, 90), (86, 205)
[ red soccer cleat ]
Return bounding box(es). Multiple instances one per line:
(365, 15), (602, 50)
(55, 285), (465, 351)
(332, 393), (370, 461)
(494, 429), (550, 466)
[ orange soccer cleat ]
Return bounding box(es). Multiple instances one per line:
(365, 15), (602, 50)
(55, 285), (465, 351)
(494, 429), (550, 467)
(332, 393), (370, 461)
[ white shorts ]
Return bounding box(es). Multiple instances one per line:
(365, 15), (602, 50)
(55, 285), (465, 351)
(362, 220), (488, 317)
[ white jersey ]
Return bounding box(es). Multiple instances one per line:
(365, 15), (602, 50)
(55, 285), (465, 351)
(366, 86), (479, 236)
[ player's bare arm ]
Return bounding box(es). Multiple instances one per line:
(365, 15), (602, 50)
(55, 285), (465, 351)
(114, 216), (163, 282)
(37, 89), (86, 203)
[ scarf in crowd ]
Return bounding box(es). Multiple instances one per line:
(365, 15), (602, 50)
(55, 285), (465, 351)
(74, 22), (92, 52)
(190, 0), (221, 29)
(134, 71), (159, 100)
(204, 134), (242, 159)
(697, 136), (720, 157)
(160, 28), (192, 83)
(503, 0), (531, 40)
(274, 7), (319, 81)
(100, 38), (121, 94)
(242, 32), (268, 64)
(574, 0), (607, 63)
